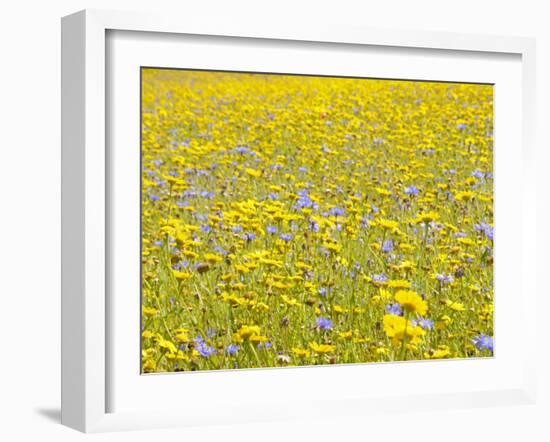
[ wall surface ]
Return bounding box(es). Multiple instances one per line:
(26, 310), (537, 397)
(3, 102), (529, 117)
(0, 1), (548, 440)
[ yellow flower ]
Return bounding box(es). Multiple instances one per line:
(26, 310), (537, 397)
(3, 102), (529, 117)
(377, 218), (400, 233)
(166, 350), (188, 361)
(379, 288), (393, 301)
(204, 253), (223, 264)
(253, 302), (270, 312)
(142, 330), (155, 339)
(292, 347), (310, 358)
(234, 264), (251, 274)
(322, 241), (342, 253)
(221, 292), (248, 307)
(175, 330), (190, 343)
(281, 294), (301, 307)
(142, 348), (155, 359)
(221, 273), (237, 281)
(173, 270), (192, 281)
(424, 345), (452, 359)
(259, 258), (283, 268)
(387, 279), (412, 289)
(413, 211), (440, 224)
(296, 262), (313, 271)
(375, 187), (392, 197)
(236, 325), (261, 340)
(249, 335), (269, 344)
(157, 338), (177, 354)
(445, 300), (466, 311)
(142, 306), (158, 318)
(454, 190), (475, 202)
(383, 314), (425, 346)
(245, 167), (262, 177)
(338, 330), (353, 340)
(395, 290), (427, 316)
(309, 341), (336, 354)
(436, 315), (452, 329)
(271, 281), (293, 290)
(181, 250), (199, 259)
(333, 305), (346, 314)
(142, 358), (157, 372)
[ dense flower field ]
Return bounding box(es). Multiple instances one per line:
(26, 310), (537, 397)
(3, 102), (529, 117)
(140, 69), (494, 373)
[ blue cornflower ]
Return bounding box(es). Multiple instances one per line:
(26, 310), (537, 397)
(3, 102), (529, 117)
(294, 193), (315, 209)
(234, 146), (256, 155)
(457, 123), (467, 130)
(386, 303), (403, 316)
(372, 273), (388, 284)
(298, 166), (308, 173)
(196, 342), (216, 358)
(199, 191), (215, 199)
(316, 316), (333, 331)
(226, 344), (239, 356)
(436, 273), (454, 284)
(381, 240), (393, 253)
(309, 220), (320, 232)
(413, 318), (434, 330)
(257, 342), (272, 350)
(242, 232), (256, 241)
(267, 193), (279, 200)
(405, 185), (420, 196)
(266, 225), (278, 234)
(318, 287), (328, 297)
(200, 224), (211, 233)
(182, 189), (197, 198)
(329, 207), (345, 217)
(213, 246), (228, 256)
(194, 335), (205, 345)
(232, 225), (243, 233)
(472, 334), (494, 352)
(472, 170), (485, 179)
(149, 194), (160, 202)
(475, 222), (494, 241)
(280, 233), (293, 242)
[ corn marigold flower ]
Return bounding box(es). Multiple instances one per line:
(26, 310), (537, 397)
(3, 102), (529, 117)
(309, 341), (336, 354)
(292, 347), (310, 358)
(395, 290), (428, 316)
(382, 314), (425, 346)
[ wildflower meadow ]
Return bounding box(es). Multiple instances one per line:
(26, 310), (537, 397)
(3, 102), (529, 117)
(140, 68), (494, 373)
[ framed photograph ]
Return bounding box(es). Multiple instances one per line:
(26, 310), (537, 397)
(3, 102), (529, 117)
(61, 9), (537, 432)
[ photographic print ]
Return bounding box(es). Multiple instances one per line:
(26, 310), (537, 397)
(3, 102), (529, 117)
(140, 68), (494, 373)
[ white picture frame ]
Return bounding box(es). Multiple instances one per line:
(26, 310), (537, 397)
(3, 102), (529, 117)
(61, 9), (537, 433)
